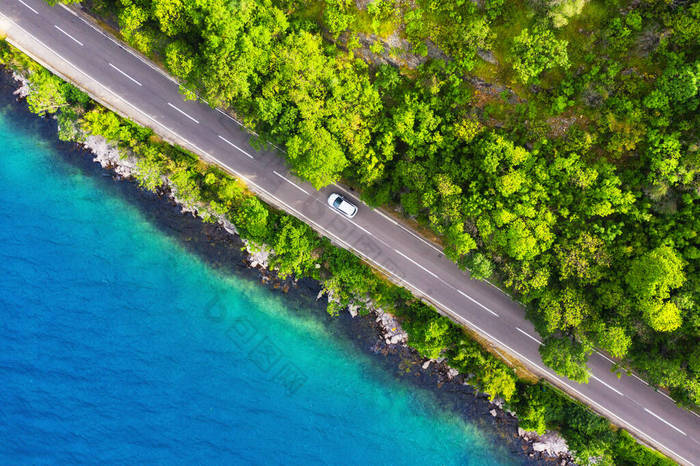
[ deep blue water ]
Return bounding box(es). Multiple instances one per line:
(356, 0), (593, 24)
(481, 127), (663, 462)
(0, 90), (520, 464)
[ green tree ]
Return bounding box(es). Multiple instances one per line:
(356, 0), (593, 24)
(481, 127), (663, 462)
(165, 40), (196, 79)
(134, 151), (166, 192)
(626, 246), (685, 299)
(539, 288), (590, 334)
(480, 360), (517, 401)
(510, 25), (569, 83)
(642, 300), (683, 333)
(408, 316), (453, 359)
(323, 0), (354, 38)
(270, 216), (319, 278)
(444, 223), (476, 261)
(540, 337), (590, 383)
(594, 325), (631, 359)
(151, 0), (189, 37)
(286, 124), (348, 188)
(464, 252), (494, 280)
(234, 197), (270, 241)
(555, 232), (610, 284)
(26, 69), (68, 115)
(56, 109), (81, 142)
(117, 3), (152, 53)
(548, 0), (587, 28)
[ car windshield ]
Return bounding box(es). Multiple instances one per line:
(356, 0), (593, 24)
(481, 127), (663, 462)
(333, 197), (343, 208)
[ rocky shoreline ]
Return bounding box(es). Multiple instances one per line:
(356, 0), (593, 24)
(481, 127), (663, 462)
(0, 68), (574, 465)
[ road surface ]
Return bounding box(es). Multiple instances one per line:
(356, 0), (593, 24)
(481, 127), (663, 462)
(0, 0), (697, 463)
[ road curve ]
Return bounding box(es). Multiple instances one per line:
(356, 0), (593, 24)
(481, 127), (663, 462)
(0, 0), (697, 463)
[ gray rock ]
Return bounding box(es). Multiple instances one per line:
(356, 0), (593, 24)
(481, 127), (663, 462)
(533, 442), (548, 452)
(477, 48), (498, 65)
(354, 0), (377, 9)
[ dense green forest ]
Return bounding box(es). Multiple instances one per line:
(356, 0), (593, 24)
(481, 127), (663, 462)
(1, 28), (679, 463)
(79, 0), (699, 407)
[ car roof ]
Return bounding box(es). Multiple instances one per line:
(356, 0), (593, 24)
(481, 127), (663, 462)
(338, 199), (356, 215)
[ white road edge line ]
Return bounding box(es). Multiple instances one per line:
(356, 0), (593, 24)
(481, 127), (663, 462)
(402, 226), (442, 253)
(595, 350), (616, 365)
(18, 0), (38, 14)
(458, 290), (499, 317)
(396, 222), (442, 253)
(167, 102), (199, 124)
(272, 171), (309, 195)
(394, 249), (439, 280)
(643, 408), (687, 436)
(631, 374), (649, 386)
(216, 108), (244, 127)
(374, 209), (398, 225)
(658, 391), (675, 402)
(108, 63), (142, 86)
(590, 374), (624, 396)
(330, 184), (363, 204)
(217, 135), (254, 159)
(516, 327), (541, 344)
(54, 25), (83, 46)
(6, 18), (693, 466)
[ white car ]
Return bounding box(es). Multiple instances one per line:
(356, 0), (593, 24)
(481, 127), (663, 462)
(327, 193), (358, 218)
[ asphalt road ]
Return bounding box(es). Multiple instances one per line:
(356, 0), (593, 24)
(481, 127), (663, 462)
(0, 0), (697, 462)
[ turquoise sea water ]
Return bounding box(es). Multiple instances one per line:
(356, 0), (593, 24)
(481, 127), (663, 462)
(0, 90), (521, 464)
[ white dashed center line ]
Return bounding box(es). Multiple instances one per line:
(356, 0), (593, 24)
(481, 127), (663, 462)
(54, 25), (83, 46)
(458, 290), (499, 317)
(108, 63), (142, 86)
(590, 374), (624, 396)
(217, 135), (254, 159)
(18, 0), (38, 14)
(273, 171), (309, 195)
(644, 408), (687, 436)
(348, 219), (373, 237)
(397, 223), (443, 253)
(394, 249), (440, 279)
(167, 102), (199, 124)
